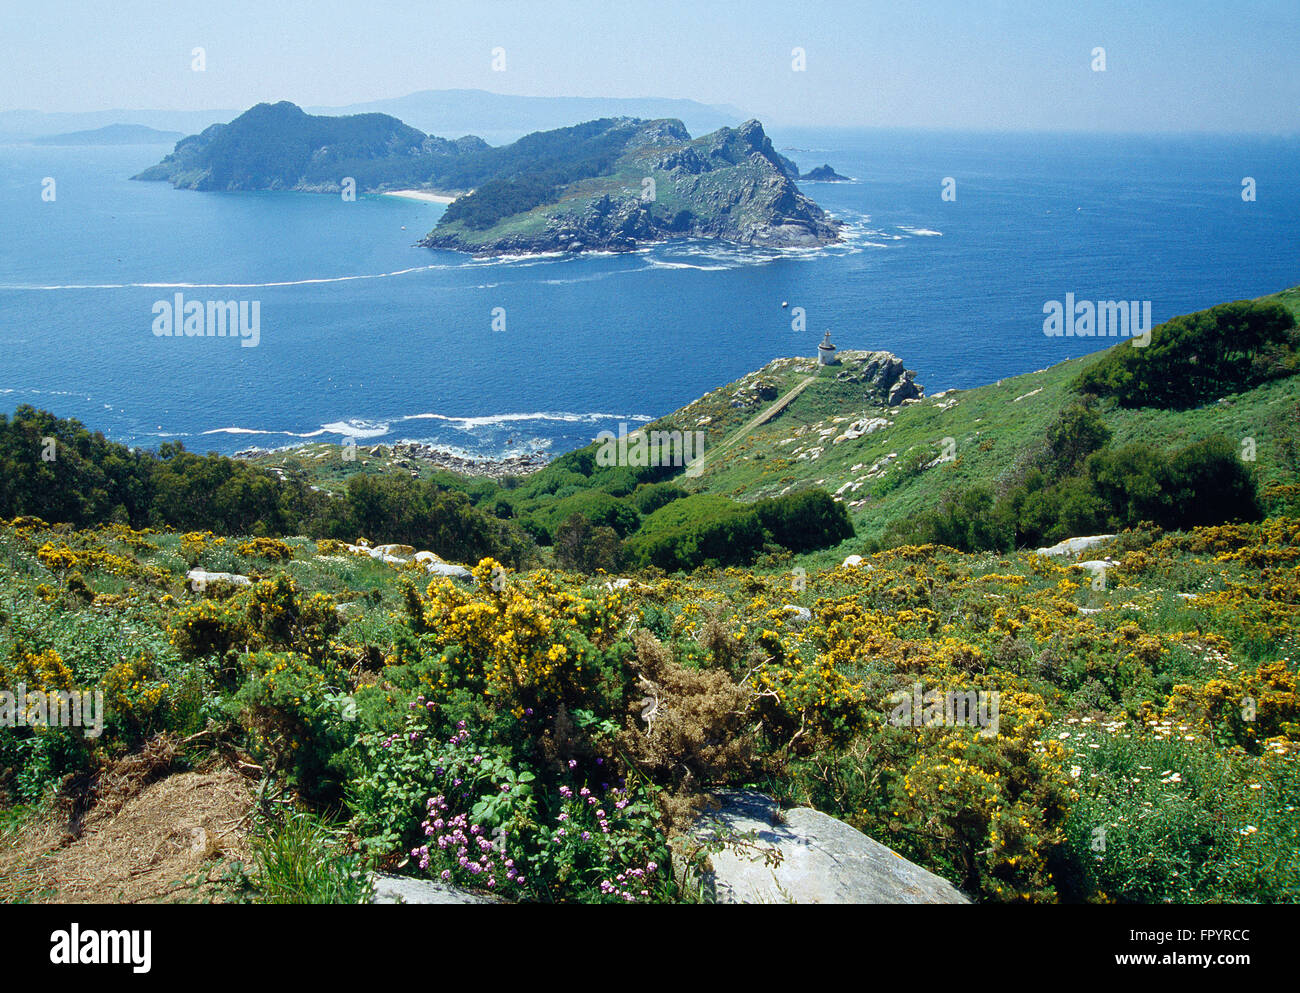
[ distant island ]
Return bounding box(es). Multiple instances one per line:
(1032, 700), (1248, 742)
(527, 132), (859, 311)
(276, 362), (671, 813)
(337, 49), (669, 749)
(422, 118), (841, 255)
(800, 164), (850, 182)
(133, 101), (843, 255)
(131, 101), (488, 193)
(34, 123), (183, 145)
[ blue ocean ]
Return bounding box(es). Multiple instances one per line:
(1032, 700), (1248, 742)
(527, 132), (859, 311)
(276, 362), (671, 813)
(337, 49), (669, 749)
(1, 128), (1297, 459)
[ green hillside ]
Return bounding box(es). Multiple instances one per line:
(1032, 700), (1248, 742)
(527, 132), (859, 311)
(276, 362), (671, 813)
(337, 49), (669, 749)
(664, 285), (1300, 559)
(3, 284), (1298, 905)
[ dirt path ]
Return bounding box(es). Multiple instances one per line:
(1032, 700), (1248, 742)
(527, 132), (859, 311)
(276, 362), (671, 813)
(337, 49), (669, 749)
(685, 374), (817, 478)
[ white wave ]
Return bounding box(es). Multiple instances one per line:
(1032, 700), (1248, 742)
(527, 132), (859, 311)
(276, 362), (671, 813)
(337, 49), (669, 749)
(396, 411), (652, 430)
(317, 421), (391, 439)
(0, 263), (460, 292)
(202, 426), (335, 438)
(645, 260), (732, 272)
(897, 226), (943, 237)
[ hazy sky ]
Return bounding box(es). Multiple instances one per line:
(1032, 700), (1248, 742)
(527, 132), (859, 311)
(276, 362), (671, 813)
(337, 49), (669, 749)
(3, 0), (1297, 132)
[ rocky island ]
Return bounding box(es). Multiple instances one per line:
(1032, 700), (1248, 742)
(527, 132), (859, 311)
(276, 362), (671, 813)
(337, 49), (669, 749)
(421, 118), (842, 255)
(800, 163), (851, 182)
(133, 102), (842, 255)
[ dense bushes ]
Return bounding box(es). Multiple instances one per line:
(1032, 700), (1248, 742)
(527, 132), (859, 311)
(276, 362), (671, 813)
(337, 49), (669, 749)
(756, 488), (855, 553)
(0, 407), (536, 567)
(553, 513), (623, 573)
(625, 490), (854, 571)
(627, 496), (767, 572)
(890, 429), (1261, 552)
(1075, 300), (1299, 409)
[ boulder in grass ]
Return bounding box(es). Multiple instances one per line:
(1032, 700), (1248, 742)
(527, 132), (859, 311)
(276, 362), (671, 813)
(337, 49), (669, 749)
(426, 562), (474, 583)
(369, 873), (501, 905)
(186, 568), (251, 590)
(676, 791), (969, 904)
(1035, 535), (1115, 557)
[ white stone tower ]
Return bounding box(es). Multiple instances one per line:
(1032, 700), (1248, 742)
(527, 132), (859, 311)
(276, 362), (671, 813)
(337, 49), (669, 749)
(818, 329), (839, 366)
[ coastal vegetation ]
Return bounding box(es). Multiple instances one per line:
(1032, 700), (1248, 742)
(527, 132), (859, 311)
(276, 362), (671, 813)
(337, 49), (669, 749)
(2, 286), (1298, 903)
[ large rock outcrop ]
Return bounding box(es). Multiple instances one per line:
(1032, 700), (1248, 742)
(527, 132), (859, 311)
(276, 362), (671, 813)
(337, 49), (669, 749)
(676, 791), (969, 904)
(833, 350), (924, 406)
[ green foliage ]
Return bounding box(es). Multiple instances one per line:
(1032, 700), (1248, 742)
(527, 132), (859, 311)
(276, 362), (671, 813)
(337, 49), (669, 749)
(242, 808), (372, 904)
(628, 495), (765, 571)
(437, 118), (639, 230)
(755, 488), (855, 553)
(0, 407), (535, 568)
(1043, 401), (1112, 478)
(232, 650), (357, 803)
(1075, 300), (1299, 409)
(890, 434), (1261, 552)
(553, 514), (623, 574)
(1058, 730), (1300, 903)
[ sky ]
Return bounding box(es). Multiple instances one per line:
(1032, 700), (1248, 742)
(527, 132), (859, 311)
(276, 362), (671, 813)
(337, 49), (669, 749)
(2, 0), (1297, 133)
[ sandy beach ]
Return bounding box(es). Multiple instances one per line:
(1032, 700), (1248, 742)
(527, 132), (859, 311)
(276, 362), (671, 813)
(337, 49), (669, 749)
(381, 189), (461, 204)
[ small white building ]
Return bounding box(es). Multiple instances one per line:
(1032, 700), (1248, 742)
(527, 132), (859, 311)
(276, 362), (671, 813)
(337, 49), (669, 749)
(818, 330), (839, 366)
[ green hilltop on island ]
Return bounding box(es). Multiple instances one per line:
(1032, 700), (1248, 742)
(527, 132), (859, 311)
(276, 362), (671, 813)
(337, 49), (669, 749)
(132, 101), (842, 255)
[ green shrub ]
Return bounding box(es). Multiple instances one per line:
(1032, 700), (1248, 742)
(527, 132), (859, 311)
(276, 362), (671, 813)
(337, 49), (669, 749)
(1075, 300), (1299, 409)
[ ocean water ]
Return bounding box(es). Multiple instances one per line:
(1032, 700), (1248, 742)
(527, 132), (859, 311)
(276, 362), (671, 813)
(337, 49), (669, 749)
(1, 128), (1297, 459)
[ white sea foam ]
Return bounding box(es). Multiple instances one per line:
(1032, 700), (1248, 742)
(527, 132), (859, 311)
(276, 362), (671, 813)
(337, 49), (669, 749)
(0, 264), (459, 291)
(396, 411), (652, 429)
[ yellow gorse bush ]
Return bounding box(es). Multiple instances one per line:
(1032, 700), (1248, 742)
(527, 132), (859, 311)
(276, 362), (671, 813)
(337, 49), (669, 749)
(417, 559), (629, 717)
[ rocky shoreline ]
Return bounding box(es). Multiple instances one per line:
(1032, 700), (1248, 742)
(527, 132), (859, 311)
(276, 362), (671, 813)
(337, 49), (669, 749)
(234, 440), (551, 480)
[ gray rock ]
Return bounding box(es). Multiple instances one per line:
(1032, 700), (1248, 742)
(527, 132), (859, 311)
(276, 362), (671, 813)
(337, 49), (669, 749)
(369, 873), (501, 905)
(678, 791), (969, 904)
(186, 568), (251, 589)
(833, 350), (924, 407)
(1035, 534), (1116, 557)
(782, 605), (812, 623)
(426, 562), (475, 583)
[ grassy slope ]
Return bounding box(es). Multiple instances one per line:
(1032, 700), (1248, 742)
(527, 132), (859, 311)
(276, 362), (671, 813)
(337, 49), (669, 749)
(239, 284), (1300, 567)
(663, 285), (1300, 565)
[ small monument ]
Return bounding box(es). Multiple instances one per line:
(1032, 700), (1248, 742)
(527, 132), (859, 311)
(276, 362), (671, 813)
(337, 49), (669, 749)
(818, 330), (839, 366)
